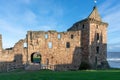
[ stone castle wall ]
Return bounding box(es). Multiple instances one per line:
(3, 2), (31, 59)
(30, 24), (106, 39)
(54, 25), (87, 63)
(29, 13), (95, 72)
(27, 30), (82, 70)
(0, 39), (27, 72)
(0, 6), (109, 71)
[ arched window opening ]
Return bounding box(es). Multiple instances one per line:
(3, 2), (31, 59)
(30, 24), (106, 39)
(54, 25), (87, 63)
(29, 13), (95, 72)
(31, 52), (41, 63)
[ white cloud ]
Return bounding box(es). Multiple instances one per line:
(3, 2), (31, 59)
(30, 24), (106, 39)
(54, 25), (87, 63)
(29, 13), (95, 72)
(0, 19), (25, 34)
(98, 0), (120, 52)
(0, 0), (66, 48)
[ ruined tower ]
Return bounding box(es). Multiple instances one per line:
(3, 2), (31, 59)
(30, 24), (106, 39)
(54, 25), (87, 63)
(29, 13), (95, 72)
(68, 6), (109, 69)
(0, 34), (2, 53)
(87, 6), (109, 68)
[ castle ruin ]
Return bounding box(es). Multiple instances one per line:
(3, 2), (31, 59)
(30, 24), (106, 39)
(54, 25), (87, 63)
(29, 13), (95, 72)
(0, 6), (109, 72)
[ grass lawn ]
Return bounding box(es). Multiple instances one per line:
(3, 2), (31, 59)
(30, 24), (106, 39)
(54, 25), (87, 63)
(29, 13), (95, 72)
(0, 70), (120, 80)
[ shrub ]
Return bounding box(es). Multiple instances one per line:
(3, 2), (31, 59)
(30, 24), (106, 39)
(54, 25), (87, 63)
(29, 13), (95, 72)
(79, 62), (91, 70)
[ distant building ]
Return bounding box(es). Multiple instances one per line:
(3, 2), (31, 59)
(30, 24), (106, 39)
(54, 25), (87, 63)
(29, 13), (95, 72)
(0, 6), (109, 72)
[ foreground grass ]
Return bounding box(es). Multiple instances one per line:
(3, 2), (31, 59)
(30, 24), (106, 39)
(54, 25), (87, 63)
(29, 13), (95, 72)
(0, 70), (120, 80)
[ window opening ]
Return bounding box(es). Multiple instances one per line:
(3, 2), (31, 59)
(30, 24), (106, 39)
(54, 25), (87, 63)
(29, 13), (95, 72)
(48, 42), (52, 48)
(66, 42), (70, 48)
(97, 33), (99, 41)
(96, 46), (99, 53)
(45, 34), (48, 39)
(82, 24), (85, 29)
(71, 35), (74, 39)
(58, 34), (61, 39)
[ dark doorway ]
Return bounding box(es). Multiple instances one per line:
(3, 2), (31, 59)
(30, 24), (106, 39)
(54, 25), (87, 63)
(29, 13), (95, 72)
(31, 52), (41, 63)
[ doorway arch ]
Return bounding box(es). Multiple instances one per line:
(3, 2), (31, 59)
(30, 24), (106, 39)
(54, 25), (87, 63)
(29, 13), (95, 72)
(31, 52), (41, 63)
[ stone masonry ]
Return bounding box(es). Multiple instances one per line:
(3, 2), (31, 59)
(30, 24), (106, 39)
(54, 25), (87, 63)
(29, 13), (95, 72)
(0, 6), (109, 72)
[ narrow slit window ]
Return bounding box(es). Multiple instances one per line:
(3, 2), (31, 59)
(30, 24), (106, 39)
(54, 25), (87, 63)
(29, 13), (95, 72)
(97, 33), (99, 40)
(96, 46), (99, 53)
(66, 42), (70, 48)
(82, 24), (85, 29)
(48, 42), (52, 48)
(71, 35), (74, 39)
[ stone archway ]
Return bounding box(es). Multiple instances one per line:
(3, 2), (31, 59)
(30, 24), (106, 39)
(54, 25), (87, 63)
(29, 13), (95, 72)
(31, 52), (41, 63)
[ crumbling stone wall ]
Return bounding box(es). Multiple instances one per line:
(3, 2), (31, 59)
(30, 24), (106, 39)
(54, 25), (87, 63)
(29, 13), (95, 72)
(0, 39), (26, 72)
(0, 6), (109, 71)
(27, 30), (82, 70)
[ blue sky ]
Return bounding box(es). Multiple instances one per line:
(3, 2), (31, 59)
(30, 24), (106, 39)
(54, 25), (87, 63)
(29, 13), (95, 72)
(0, 0), (120, 52)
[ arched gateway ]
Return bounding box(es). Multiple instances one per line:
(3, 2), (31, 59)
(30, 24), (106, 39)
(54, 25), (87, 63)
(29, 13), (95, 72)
(31, 52), (41, 63)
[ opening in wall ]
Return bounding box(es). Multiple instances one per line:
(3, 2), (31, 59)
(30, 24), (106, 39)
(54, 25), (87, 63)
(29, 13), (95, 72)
(45, 34), (48, 39)
(97, 33), (99, 41)
(48, 42), (52, 48)
(31, 52), (41, 63)
(96, 46), (99, 53)
(71, 35), (74, 39)
(82, 24), (85, 29)
(66, 42), (70, 48)
(58, 33), (61, 39)
(24, 42), (27, 48)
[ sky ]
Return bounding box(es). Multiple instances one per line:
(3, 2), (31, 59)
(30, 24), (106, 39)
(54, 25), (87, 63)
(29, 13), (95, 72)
(0, 0), (120, 52)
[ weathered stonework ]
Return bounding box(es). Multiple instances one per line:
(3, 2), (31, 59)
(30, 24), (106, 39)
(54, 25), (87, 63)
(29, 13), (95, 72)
(0, 6), (109, 72)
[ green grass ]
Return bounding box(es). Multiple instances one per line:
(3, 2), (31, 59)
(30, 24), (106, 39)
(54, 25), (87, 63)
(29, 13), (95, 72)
(0, 70), (120, 80)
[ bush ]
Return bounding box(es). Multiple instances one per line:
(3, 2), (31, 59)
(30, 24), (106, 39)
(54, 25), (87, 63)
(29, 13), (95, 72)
(79, 62), (91, 70)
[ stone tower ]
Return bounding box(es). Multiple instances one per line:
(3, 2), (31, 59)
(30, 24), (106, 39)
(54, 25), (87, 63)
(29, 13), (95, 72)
(0, 34), (2, 53)
(87, 6), (109, 68)
(68, 6), (109, 69)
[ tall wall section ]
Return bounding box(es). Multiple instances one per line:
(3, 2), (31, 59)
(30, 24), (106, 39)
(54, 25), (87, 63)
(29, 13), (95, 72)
(88, 19), (108, 68)
(0, 38), (27, 72)
(68, 19), (90, 64)
(27, 30), (82, 70)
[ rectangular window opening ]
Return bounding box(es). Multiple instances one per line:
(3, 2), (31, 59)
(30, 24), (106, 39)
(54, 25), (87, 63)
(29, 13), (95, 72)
(58, 34), (61, 39)
(45, 34), (48, 39)
(71, 34), (74, 39)
(24, 42), (27, 48)
(97, 33), (99, 41)
(48, 42), (52, 48)
(96, 46), (99, 53)
(66, 42), (70, 48)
